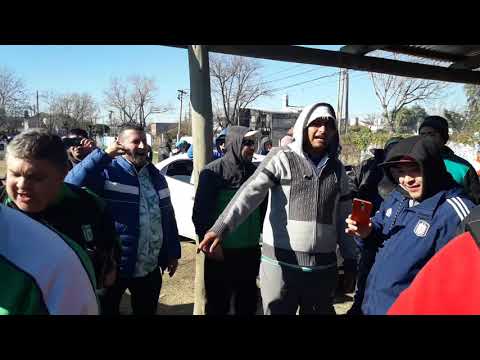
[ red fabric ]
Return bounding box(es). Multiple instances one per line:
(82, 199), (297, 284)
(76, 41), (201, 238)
(388, 232), (480, 315)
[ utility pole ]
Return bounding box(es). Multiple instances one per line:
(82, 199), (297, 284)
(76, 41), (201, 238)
(177, 89), (188, 142)
(337, 70), (345, 134)
(337, 71), (342, 123)
(188, 45), (213, 315)
(344, 69), (349, 134)
(36, 90), (40, 128)
(337, 69), (350, 135)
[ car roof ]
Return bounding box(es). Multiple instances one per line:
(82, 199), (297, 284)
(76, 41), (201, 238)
(155, 153), (190, 171)
(155, 152), (265, 172)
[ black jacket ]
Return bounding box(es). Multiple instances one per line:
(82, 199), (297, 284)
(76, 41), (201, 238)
(349, 149), (388, 213)
(192, 126), (262, 239)
(441, 146), (480, 205)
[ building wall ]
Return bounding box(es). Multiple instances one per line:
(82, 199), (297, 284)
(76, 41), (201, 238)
(240, 108), (299, 146)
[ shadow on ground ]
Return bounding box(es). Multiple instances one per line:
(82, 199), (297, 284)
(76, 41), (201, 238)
(120, 292), (194, 315)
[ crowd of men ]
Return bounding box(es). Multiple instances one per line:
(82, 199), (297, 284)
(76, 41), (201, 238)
(2, 101), (480, 315)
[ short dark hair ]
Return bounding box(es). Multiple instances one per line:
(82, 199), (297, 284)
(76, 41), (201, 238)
(6, 129), (69, 172)
(118, 123), (145, 137)
(419, 116), (449, 143)
(68, 128), (88, 138)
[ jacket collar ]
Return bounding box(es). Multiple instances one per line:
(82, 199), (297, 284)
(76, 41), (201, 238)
(391, 187), (462, 219)
(116, 155), (157, 179)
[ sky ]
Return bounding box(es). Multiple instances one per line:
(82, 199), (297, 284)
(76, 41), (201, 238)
(0, 45), (468, 124)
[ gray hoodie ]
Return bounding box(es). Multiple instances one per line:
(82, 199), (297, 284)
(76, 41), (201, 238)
(210, 102), (357, 269)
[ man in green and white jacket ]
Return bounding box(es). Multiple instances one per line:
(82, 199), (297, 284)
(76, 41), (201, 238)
(0, 204), (98, 315)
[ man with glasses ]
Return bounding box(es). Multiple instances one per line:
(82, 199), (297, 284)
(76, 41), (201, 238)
(192, 126), (262, 315)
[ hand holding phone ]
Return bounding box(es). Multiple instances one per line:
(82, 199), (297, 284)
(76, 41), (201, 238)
(351, 198), (373, 225)
(345, 198), (373, 239)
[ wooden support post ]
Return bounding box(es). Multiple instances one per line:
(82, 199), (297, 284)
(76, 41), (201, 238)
(188, 45), (213, 315)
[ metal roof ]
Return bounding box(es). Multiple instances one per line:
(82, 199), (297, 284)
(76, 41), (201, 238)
(169, 45), (480, 84)
(340, 45), (480, 70)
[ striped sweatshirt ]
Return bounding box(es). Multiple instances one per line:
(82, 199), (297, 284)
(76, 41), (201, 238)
(0, 205), (99, 315)
(210, 102), (358, 270)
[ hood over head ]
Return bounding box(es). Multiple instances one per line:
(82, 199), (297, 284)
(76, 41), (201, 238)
(290, 102), (339, 158)
(379, 135), (456, 200)
(216, 126), (258, 188)
(224, 126), (258, 164)
(215, 129), (227, 153)
(257, 137), (272, 155)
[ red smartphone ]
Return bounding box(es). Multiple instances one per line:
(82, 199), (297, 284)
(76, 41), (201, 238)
(351, 198), (373, 226)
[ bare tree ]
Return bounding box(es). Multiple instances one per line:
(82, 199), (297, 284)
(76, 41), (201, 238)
(104, 76), (172, 128)
(42, 92), (99, 132)
(0, 67), (29, 130)
(360, 113), (379, 127)
(369, 52), (449, 132)
(210, 55), (271, 128)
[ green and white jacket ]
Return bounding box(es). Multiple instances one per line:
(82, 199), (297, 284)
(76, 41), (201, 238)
(0, 205), (98, 315)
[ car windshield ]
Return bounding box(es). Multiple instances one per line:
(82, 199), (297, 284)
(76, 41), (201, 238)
(166, 160), (193, 183)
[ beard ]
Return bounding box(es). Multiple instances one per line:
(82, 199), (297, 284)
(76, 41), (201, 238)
(124, 150), (148, 167)
(132, 151), (148, 166)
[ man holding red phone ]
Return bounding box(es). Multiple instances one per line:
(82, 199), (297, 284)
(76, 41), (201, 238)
(345, 136), (475, 315)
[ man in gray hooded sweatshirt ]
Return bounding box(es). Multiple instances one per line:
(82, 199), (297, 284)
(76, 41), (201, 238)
(198, 102), (358, 315)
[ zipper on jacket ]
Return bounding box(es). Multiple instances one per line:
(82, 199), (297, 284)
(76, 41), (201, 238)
(311, 158), (330, 247)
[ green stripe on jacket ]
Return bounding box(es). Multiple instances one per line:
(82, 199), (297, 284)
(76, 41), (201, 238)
(0, 255), (49, 315)
(443, 158), (469, 187)
(215, 189), (261, 249)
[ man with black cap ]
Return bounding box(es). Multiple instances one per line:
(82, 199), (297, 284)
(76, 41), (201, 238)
(419, 115), (480, 204)
(345, 136), (475, 315)
(198, 102), (357, 315)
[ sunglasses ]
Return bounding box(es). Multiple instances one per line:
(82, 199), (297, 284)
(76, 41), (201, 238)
(242, 139), (255, 147)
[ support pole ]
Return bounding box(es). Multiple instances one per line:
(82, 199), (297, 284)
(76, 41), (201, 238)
(188, 45), (213, 315)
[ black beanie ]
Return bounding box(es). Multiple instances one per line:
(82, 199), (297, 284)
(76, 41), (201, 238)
(419, 116), (449, 143)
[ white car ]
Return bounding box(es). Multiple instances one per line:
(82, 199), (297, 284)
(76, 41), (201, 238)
(155, 153), (265, 240)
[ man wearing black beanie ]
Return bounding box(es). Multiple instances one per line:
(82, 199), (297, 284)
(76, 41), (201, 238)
(419, 115), (480, 204)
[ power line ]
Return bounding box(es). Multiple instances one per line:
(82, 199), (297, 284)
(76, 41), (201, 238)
(288, 71), (371, 93)
(259, 67), (328, 86)
(270, 71), (341, 93)
(262, 63), (305, 78)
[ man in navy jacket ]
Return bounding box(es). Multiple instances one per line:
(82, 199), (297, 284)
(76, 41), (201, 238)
(66, 123), (181, 315)
(345, 136), (475, 315)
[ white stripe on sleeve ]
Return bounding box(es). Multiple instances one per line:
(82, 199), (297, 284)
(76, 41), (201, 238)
(447, 198), (465, 221)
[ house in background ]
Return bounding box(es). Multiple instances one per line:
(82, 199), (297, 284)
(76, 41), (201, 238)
(239, 95), (302, 146)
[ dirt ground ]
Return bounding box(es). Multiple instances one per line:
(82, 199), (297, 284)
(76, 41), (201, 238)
(0, 160), (5, 179)
(119, 239), (354, 315)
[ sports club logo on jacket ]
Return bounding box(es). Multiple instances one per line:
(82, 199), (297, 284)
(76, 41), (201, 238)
(413, 220), (430, 237)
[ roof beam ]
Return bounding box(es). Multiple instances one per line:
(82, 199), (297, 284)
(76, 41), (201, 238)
(450, 54), (480, 70)
(340, 45), (384, 55)
(166, 45), (480, 85)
